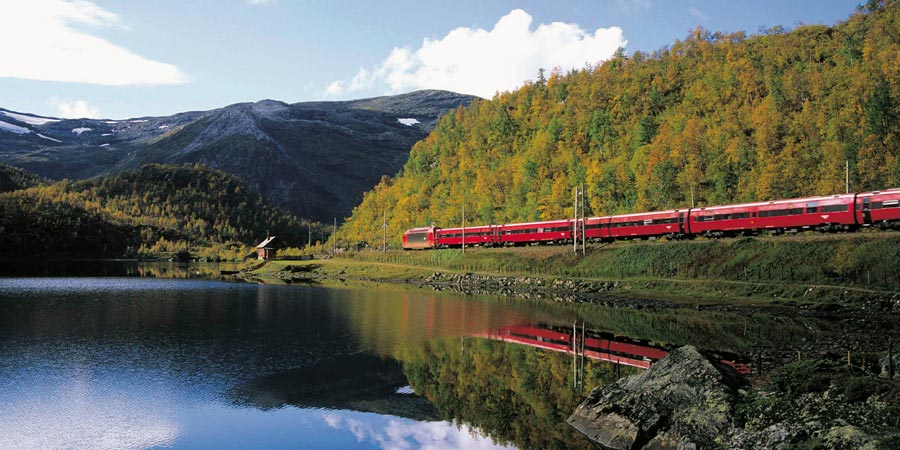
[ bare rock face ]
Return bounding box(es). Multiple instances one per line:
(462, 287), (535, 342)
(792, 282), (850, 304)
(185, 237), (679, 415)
(568, 346), (748, 450)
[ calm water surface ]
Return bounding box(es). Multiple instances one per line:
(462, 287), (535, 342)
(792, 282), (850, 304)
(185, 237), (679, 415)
(0, 265), (819, 450)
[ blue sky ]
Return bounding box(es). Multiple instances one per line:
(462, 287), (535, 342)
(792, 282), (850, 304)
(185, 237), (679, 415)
(0, 0), (862, 120)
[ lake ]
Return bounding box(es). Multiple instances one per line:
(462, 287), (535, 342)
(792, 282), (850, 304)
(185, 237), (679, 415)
(0, 264), (818, 449)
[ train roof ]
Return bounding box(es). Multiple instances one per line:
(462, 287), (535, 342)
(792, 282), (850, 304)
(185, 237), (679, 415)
(695, 193), (856, 211)
(857, 188), (900, 196)
(608, 209), (685, 219)
(440, 224), (493, 232)
(405, 227), (436, 233)
(502, 219), (572, 227)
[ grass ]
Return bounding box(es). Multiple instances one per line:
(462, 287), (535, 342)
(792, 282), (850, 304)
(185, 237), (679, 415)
(245, 231), (900, 306)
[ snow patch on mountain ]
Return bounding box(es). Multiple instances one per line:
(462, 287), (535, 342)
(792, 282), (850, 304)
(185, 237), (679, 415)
(99, 143), (110, 147)
(2, 111), (60, 125)
(72, 127), (93, 135)
(0, 120), (31, 134)
(37, 133), (62, 142)
(397, 118), (420, 126)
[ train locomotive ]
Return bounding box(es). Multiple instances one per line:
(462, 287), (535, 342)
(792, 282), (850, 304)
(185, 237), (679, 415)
(402, 188), (900, 250)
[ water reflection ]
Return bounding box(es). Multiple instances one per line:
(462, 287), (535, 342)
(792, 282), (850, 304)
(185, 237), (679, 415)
(0, 275), (821, 449)
(0, 260), (242, 278)
(478, 324), (752, 373)
(230, 354), (438, 421)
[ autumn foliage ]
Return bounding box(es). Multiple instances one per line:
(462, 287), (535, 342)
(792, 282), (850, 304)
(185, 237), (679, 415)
(343, 2), (900, 247)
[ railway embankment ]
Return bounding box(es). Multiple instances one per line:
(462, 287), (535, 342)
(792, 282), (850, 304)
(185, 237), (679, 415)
(253, 231), (900, 307)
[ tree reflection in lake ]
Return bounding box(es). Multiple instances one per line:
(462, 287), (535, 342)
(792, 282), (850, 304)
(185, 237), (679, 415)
(0, 275), (824, 450)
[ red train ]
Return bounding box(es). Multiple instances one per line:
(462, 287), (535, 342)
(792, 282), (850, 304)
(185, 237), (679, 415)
(402, 188), (900, 249)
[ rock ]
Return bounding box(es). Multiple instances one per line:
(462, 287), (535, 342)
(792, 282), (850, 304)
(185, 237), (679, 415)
(819, 425), (876, 449)
(568, 346), (748, 450)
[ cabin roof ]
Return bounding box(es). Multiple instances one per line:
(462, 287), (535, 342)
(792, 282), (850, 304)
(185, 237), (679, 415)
(256, 236), (276, 248)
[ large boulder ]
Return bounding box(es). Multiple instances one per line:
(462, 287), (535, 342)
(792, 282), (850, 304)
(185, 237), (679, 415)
(568, 346), (748, 450)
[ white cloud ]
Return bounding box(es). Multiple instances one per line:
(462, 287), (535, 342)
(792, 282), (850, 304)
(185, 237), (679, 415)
(324, 9), (626, 99)
(325, 80), (345, 96)
(51, 98), (101, 118)
(0, 0), (187, 86)
(247, 0), (277, 5)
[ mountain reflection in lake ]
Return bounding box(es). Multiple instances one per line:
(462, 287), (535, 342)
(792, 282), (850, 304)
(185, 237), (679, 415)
(0, 273), (819, 449)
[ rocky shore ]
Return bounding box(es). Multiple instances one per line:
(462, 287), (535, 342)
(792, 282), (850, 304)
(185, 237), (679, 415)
(569, 346), (900, 449)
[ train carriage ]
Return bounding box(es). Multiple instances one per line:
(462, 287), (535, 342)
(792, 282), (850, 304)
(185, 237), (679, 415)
(856, 189), (900, 229)
(584, 216), (611, 241)
(436, 225), (498, 247)
(691, 194), (857, 236)
(499, 219), (572, 245)
(606, 210), (687, 240)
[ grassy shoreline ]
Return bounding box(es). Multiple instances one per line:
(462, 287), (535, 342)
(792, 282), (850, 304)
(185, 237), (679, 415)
(247, 232), (900, 307)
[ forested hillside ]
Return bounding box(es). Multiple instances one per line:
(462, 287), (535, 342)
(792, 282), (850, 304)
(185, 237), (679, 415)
(0, 163), (46, 193)
(0, 164), (314, 258)
(343, 1), (900, 246)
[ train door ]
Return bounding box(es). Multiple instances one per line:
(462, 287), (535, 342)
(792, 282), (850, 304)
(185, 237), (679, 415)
(862, 197), (872, 226)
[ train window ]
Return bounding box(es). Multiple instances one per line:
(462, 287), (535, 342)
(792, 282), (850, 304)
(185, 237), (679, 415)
(883, 200), (899, 208)
(820, 204), (849, 213)
(408, 233), (427, 242)
(806, 202), (818, 213)
(871, 202), (883, 209)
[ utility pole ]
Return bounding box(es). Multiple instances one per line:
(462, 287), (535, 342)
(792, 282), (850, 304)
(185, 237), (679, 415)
(581, 183), (586, 255)
(462, 203), (466, 255)
(846, 160), (850, 194)
(573, 187), (578, 253)
(308, 224), (311, 251)
(332, 217), (336, 255)
(382, 210), (387, 253)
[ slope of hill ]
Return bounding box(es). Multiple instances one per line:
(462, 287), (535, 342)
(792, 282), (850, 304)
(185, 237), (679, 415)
(0, 90), (476, 223)
(0, 164), (314, 258)
(342, 2), (900, 246)
(0, 163), (46, 193)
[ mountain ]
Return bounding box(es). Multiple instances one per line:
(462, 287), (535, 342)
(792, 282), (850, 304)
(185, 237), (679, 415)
(0, 164), (312, 258)
(341, 2), (900, 246)
(0, 90), (476, 222)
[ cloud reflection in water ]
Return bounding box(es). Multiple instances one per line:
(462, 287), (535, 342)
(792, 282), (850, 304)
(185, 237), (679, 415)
(321, 412), (514, 450)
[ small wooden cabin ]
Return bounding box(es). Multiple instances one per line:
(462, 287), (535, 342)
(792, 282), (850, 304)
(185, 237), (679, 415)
(256, 236), (277, 260)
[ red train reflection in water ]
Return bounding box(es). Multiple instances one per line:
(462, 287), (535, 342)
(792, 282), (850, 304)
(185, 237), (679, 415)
(476, 324), (751, 375)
